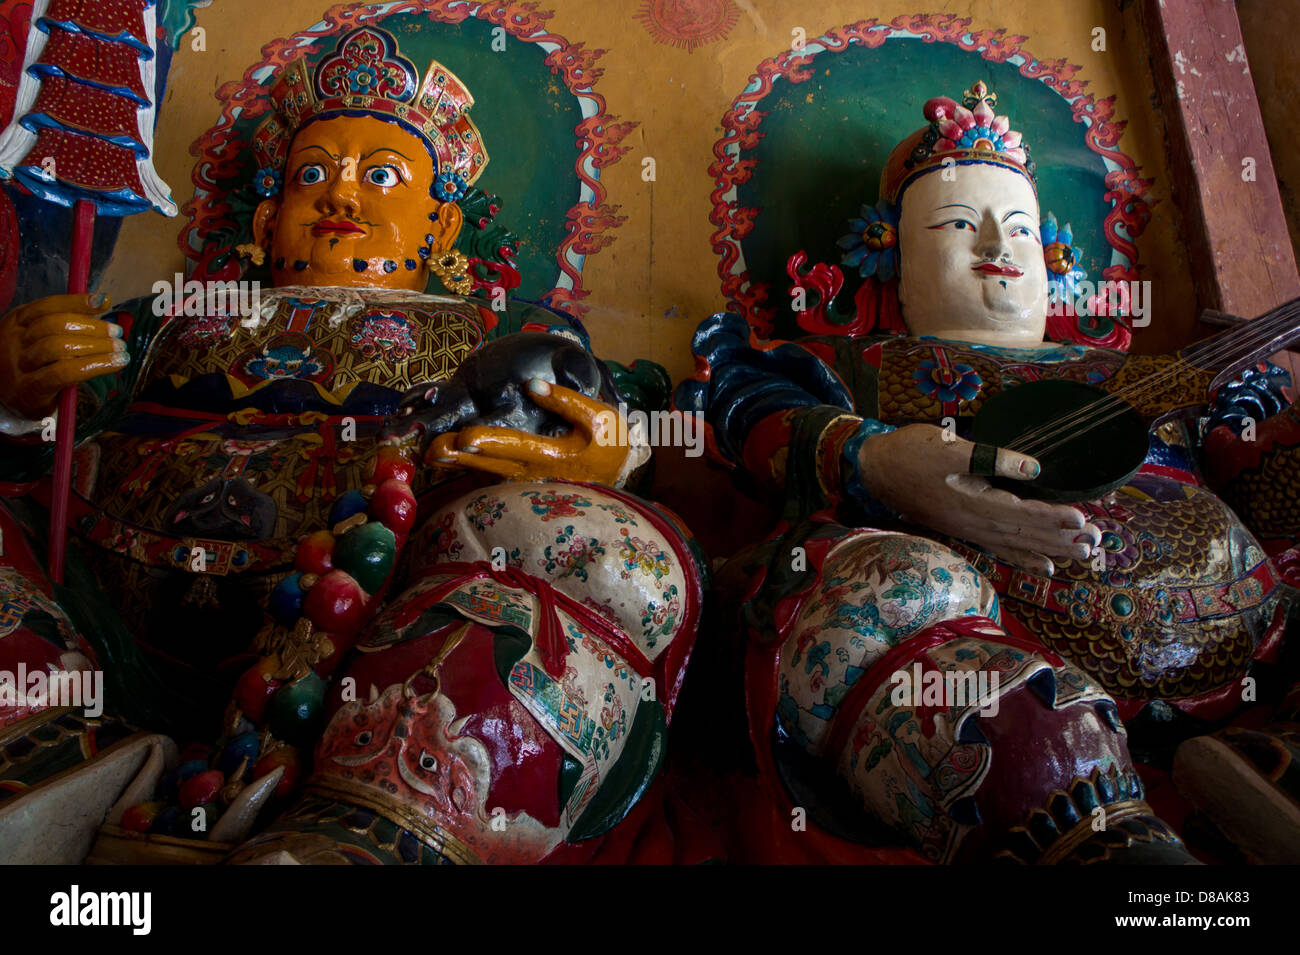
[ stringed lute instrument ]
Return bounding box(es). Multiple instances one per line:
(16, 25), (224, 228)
(972, 296), (1300, 502)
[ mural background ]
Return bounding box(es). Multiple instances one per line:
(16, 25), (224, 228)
(65, 0), (1200, 383)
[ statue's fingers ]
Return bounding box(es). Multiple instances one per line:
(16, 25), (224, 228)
(975, 490), (1090, 534)
(426, 432), (459, 464)
(426, 431), (467, 465)
(523, 378), (613, 439)
(427, 441), (525, 480)
(455, 424), (583, 462)
(978, 536), (1055, 576)
(1074, 520), (1102, 551)
(966, 442), (1041, 482)
(1015, 497), (1088, 530)
(19, 334), (124, 372)
(23, 314), (123, 344)
(14, 293), (111, 327)
(30, 352), (130, 393)
(954, 487), (1091, 561)
(985, 518), (1094, 561)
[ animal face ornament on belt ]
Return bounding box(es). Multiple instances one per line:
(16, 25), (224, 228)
(319, 684), (478, 816)
(165, 478), (277, 540)
(313, 682), (562, 863)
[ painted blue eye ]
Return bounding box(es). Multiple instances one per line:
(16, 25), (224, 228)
(296, 164), (326, 185)
(364, 165), (400, 187)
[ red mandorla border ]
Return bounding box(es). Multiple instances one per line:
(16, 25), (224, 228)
(709, 14), (1154, 337)
(179, 0), (637, 316)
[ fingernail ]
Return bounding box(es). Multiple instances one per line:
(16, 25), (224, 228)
(1021, 459), (1040, 478)
(89, 293), (108, 308)
(114, 351), (130, 365)
(107, 323), (124, 338)
(462, 445), (480, 454)
(528, 377), (552, 396)
(112, 338), (125, 351)
(436, 456), (456, 464)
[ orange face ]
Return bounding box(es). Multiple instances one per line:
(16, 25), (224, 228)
(253, 115), (463, 290)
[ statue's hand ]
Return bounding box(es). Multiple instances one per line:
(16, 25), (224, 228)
(858, 423), (1101, 576)
(0, 294), (127, 420)
(427, 377), (629, 485)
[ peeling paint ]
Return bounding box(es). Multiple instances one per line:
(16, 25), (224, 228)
(1226, 43), (1251, 76)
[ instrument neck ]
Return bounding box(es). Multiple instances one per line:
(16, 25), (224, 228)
(1182, 296), (1300, 375)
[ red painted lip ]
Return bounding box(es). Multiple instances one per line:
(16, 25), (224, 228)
(973, 262), (1023, 277)
(312, 220), (365, 236)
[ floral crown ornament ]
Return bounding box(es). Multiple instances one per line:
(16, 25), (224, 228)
(1040, 212), (1085, 299)
(250, 26), (488, 200)
(880, 80), (1035, 205)
(1039, 211), (1132, 349)
(253, 167), (283, 198)
(837, 198), (899, 282)
(790, 81), (1043, 340)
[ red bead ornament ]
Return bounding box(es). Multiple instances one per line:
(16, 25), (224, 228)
(179, 769), (224, 808)
(369, 478), (416, 537)
(295, 529), (336, 576)
(120, 802), (161, 832)
(233, 658), (283, 724)
(302, 569), (368, 635)
(237, 441), (416, 771)
(370, 445), (415, 485)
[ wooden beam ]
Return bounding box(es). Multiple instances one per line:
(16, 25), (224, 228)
(1142, 0), (1300, 378)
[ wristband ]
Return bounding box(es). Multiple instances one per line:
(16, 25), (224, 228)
(842, 418), (899, 522)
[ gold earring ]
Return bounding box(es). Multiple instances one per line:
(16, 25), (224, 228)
(430, 249), (473, 295)
(235, 243), (267, 266)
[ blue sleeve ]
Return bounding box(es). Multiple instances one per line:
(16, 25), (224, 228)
(672, 312), (855, 465)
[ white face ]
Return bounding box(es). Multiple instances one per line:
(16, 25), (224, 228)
(896, 163), (1048, 347)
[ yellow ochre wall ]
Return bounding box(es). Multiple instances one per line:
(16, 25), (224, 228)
(102, 0), (1200, 383)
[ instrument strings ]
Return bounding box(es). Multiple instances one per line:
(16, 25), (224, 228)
(1003, 299), (1300, 460)
(1009, 302), (1300, 456)
(1025, 305), (1300, 451)
(1012, 314), (1295, 458)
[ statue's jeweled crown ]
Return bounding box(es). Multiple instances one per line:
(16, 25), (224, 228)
(251, 26), (488, 199)
(880, 80), (1034, 205)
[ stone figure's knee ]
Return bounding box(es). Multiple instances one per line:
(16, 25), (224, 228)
(817, 532), (995, 630)
(410, 481), (698, 661)
(775, 532), (996, 754)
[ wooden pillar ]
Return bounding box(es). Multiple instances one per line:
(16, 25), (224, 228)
(1141, 0), (1300, 376)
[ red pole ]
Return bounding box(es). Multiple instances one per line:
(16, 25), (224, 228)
(48, 197), (95, 584)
